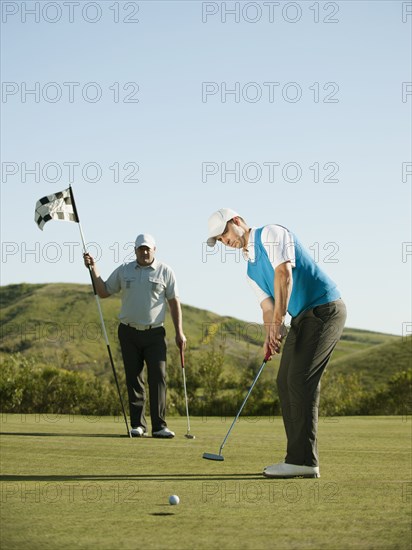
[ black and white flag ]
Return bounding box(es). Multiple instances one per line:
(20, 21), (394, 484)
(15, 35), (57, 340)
(35, 187), (79, 230)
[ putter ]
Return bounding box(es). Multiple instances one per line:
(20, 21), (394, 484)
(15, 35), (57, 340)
(203, 350), (271, 461)
(180, 346), (195, 439)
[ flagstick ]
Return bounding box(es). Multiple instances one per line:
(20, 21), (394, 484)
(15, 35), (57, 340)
(69, 186), (131, 438)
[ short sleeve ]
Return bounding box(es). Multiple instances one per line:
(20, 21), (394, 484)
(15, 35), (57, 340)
(260, 225), (296, 270)
(104, 266), (122, 295)
(165, 266), (179, 300)
(247, 274), (271, 304)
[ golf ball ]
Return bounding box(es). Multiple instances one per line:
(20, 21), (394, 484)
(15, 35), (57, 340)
(169, 495), (180, 505)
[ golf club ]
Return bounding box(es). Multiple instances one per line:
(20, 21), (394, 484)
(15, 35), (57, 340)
(180, 346), (195, 439)
(202, 350), (271, 461)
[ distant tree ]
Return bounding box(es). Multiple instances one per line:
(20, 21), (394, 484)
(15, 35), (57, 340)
(320, 370), (365, 416)
(361, 370), (412, 415)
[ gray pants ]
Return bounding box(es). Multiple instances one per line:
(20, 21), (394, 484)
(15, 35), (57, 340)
(277, 299), (347, 467)
(118, 323), (168, 433)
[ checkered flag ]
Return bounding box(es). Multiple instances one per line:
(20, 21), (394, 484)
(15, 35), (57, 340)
(33, 184), (131, 437)
(35, 187), (79, 230)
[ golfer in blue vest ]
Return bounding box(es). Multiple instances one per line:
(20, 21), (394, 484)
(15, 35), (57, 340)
(207, 208), (347, 478)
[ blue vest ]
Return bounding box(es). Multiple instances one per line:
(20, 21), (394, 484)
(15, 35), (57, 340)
(247, 226), (341, 318)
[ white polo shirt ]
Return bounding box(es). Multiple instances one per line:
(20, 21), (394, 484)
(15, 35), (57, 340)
(246, 225), (296, 304)
(104, 259), (179, 326)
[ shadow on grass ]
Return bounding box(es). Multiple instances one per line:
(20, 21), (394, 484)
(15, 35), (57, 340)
(150, 505), (176, 516)
(0, 473), (263, 482)
(0, 432), (126, 438)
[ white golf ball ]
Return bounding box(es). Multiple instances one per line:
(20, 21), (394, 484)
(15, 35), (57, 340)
(169, 495), (180, 505)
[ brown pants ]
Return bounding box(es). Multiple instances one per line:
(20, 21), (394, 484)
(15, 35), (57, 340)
(118, 323), (168, 433)
(277, 299), (347, 467)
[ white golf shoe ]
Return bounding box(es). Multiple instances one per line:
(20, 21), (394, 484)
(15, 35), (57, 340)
(152, 427), (175, 438)
(263, 462), (320, 478)
(130, 427), (147, 437)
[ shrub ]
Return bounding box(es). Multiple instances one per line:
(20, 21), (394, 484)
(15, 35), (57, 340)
(360, 370), (412, 415)
(0, 354), (121, 415)
(320, 370), (365, 416)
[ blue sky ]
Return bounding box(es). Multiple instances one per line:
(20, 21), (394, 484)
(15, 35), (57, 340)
(1, 0), (411, 336)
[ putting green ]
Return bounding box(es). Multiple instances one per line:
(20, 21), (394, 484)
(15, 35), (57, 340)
(1, 415), (410, 549)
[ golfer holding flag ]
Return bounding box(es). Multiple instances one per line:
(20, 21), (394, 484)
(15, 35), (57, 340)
(84, 233), (186, 439)
(206, 208), (347, 478)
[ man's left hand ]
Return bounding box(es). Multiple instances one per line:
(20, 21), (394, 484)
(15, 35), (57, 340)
(268, 323), (287, 355)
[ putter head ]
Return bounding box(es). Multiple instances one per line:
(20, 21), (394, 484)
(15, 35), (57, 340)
(202, 452), (224, 461)
(185, 434), (196, 439)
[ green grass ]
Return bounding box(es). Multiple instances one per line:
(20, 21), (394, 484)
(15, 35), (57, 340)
(1, 415), (411, 549)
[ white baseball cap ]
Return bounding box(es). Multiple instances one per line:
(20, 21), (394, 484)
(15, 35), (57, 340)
(135, 233), (156, 249)
(207, 208), (240, 247)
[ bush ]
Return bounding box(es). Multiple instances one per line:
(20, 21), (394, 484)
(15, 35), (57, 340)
(0, 354), (122, 415)
(360, 370), (412, 415)
(320, 370), (365, 416)
(234, 356), (279, 416)
(1, 353), (410, 417)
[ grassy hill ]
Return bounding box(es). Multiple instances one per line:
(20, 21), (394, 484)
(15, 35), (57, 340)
(331, 335), (411, 389)
(0, 283), (408, 392)
(0, 283), (266, 373)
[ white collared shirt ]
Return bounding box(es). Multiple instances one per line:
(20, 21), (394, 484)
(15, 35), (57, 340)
(246, 225), (295, 304)
(104, 258), (179, 325)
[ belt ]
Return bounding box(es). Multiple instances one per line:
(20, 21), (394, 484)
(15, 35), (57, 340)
(123, 322), (164, 331)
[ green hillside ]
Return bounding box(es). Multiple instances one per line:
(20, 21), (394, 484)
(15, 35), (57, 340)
(0, 283), (266, 372)
(331, 335), (411, 389)
(1, 283), (410, 416)
(0, 283), (407, 388)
